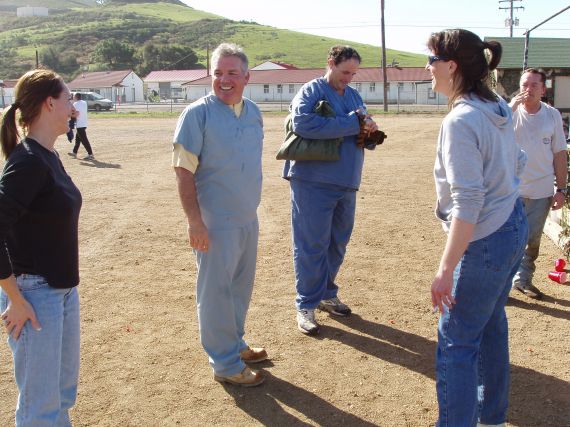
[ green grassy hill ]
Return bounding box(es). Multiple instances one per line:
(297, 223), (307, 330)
(0, 0), (426, 80)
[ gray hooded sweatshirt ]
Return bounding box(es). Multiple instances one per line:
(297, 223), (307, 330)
(434, 94), (526, 241)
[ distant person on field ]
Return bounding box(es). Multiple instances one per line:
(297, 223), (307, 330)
(510, 68), (567, 299)
(428, 29), (527, 426)
(67, 106), (77, 143)
(69, 93), (94, 160)
(172, 43), (267, 387)
(283, 45), (379, 335)
(0, 69), (82, 426)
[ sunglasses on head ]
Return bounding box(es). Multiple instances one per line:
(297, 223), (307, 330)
(428, 55), (449, 65)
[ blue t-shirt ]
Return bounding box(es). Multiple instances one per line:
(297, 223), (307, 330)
(282, 77), (364, 190)
(173, 94), (263, 229)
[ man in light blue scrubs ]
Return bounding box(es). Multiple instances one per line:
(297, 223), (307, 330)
(173, 43), (266, 387)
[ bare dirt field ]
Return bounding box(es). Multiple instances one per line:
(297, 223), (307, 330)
(1, 113), (569, 426)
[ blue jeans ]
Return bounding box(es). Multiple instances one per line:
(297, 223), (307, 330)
(289, 179), (356, 310)
(0, 275), (80, 427)
(513, 197), (552, 287)
(436, 199), (527, 427)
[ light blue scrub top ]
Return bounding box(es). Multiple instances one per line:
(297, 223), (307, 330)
(282, 77), (364, 190)
(173, 94), (264, 230)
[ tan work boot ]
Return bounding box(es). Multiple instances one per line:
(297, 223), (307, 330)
(240, 346), (268, 363)
(214, 366), (265, 387)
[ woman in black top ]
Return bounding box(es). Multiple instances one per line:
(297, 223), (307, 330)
(0, 69), (82, 426)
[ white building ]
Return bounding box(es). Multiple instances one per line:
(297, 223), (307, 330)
(144, 69), (208, 100)
(68, 70), (144, 103)
(251, 61), (299, 71)
(17, 7), (48, 17)
(184, 67), (446, 105)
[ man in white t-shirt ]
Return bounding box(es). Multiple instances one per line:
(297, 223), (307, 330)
(69, 93), (94, 160)
(510, 68), (567, 299)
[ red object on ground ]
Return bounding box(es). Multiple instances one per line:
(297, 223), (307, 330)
(548, 271), (567, 284)
(554, 258), (566, 272)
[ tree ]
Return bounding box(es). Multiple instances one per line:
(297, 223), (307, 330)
(41, 47), (61, 71)
(137, 42), (201, 75)
(91, 39), (135, 69)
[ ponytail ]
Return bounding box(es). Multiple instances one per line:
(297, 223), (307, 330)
(0, 103), (20, 159)
(483, 41), (502, 71)
(0, 69), (64, 159)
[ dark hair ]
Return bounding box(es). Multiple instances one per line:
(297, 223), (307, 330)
(427, 29), (501, 106)
(74, 92), (82, 100)
(1, 69), (64, 159)
(328, 45), (361, 66)
(522, 68), (546, 84)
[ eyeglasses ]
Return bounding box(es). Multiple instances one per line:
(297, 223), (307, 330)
(428, 55), (449, 65)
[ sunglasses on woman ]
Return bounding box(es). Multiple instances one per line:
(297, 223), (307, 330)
(428, 55), (449, 65)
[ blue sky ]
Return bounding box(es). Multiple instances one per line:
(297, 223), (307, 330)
(181, 0), (570, 54)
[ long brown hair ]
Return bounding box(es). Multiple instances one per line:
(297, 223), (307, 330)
(0, 69), (64, 159)
(427, 29), (502, 107)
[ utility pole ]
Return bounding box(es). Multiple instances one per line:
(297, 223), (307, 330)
(206, 44), (210, 76)
(523, 5), (570, 70)
(499, 0), (524, 37)
(380, 0), (388, 112)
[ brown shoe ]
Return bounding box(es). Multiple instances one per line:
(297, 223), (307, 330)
(240, 346), (268, 363)
(214, 366), (265, 387)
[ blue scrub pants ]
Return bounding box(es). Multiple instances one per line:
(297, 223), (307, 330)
(195, 218), (259, 377)
(290, 179), (356, 310)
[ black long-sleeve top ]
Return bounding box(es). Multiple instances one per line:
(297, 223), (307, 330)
(0, 138), (82, 288)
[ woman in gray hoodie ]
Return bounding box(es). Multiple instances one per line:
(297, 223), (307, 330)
(427, 29), (528, 427)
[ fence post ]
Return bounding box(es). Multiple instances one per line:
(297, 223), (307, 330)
(397, 85), (400, 113)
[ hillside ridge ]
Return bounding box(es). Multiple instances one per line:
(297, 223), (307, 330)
(0, 1), (426, 80)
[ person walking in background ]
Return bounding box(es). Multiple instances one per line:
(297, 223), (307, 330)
(69, 92), (94, 160)
(173, 43), (267, 387)
(0, 69), (82, 426)
(428, 29), (528, 426)
(509, 68), (567, 300)
(283, 45), (379, 335)
(67, 106), (77, 143)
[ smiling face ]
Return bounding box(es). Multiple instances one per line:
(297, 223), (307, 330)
(211, 55), (250, 105)
(426, 54), (456, 97)
(325, 58), (360, 95)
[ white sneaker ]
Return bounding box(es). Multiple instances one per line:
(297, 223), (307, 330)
(83, 154), (95, 161)
(297, 309), (319, 335)
(67, 152), (76, 158)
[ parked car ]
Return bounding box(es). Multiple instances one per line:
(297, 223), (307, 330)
(72, 91), (113, 111)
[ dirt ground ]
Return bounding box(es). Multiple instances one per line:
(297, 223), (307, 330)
(0, 113), (569, 426)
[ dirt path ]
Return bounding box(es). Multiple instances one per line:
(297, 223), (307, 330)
(0, 114), (568, 426)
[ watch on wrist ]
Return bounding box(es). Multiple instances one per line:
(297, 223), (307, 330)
(556, 188), (568, 195)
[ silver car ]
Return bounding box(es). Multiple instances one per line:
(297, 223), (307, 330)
(72, 92), (113, 111)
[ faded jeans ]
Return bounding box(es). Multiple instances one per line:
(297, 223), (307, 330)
(1, 275), (80, 427)
(436, 199), (528, 427)
(513, 196), (552, 287)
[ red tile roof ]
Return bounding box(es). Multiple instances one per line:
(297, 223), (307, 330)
(144, 69), (208, 83)
(0, 79), (18, 88)
(68, 70), (134, 89)
(183, 67), (431, 86)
